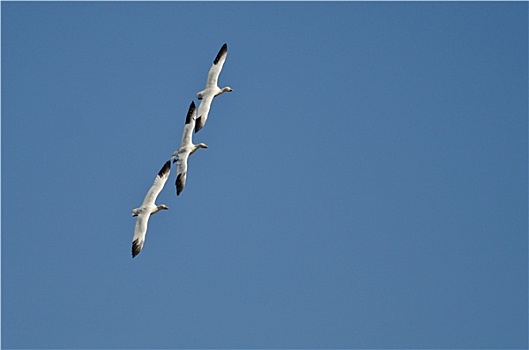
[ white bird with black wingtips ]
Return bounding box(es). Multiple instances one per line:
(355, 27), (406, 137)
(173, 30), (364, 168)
(131, 160), (171, 258)
(195, 43), (233, 133)
(171, 101), (208, 196)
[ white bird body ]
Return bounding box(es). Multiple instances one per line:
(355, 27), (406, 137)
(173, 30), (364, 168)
(195, 43), (233, 133)
(131, 160), (171, 258)
(172, 101), (208, 195)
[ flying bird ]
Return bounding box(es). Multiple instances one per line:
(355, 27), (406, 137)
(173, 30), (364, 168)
(195, 43), (233, 133)
(131, 160), (171, 258)
(172, 101), (208, 196)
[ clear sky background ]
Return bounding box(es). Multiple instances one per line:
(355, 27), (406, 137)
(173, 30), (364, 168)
(2, 2), (527, 349)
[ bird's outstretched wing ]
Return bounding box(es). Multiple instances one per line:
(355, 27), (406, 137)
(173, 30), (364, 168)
(132, 213), (150, 257)
(175, 153), (189, 196)
(142, 160), (171, 206)
(180, 101), (197, 146)
(195, 94), (214, 133)
(205, 43), (228, 88)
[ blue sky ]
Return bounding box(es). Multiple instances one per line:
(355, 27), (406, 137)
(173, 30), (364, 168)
(2, 1), (527, 349)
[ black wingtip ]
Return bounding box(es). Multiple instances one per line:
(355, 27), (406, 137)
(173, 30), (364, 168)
(132, 239), (141, 258)
(176, 173), (184, 196)
(194, 116), (203, 133)
(158, 160), (171, 177)
(185, 101), (196, 125)
(213, 43), (228, 65)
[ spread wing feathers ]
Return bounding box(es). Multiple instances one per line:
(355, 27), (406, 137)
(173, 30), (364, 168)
(181, 101), (197, 146)
(132, 213), (150, 257)
(195, 94), (214, 133)
(142, 160), (171, 206)
(175, 154), (189, 196)
(206, 43), (228, 88)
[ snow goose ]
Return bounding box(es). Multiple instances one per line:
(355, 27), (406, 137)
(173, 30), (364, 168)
(195, 43), (233, 133)
(131, 160), (171, 258)
(172, 101), (208, 196)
